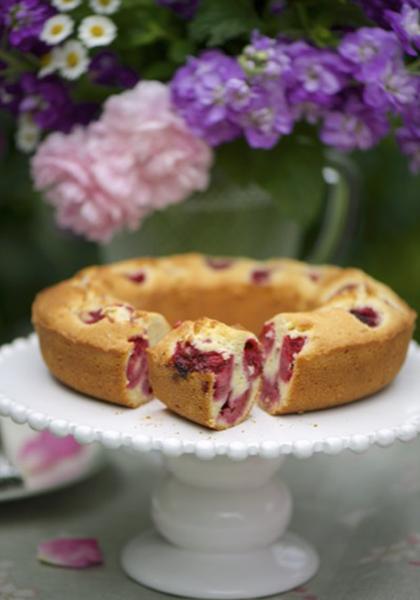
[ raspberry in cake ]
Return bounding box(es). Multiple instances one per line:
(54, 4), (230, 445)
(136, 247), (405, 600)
(259, 317), (307, 414)
(147, 317), (263, 430)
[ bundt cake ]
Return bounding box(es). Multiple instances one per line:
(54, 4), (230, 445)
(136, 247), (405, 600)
(32, 254), (416, 429)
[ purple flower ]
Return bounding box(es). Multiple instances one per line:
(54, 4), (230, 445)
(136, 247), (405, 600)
(0, 80), (23, 115)
(292, 101), (326, 124)
(171, 50), (243, 146)
(397, 101), (420, 172)
(225, 78), (253, 111)
(236, 85), (294, 149)
(239, 32), (291, 80)
(19, 73), (72, 130)
(157, 0), (199, 19)
(338, 27), (401, 81)
(355, 0), (420, 25)
(227, 34), (295, 148)
(321, 93), (389, 151)
(355, 0), (403, 26)
(363, 59), (417, 110)
(386, 3), (420, 55)
(287, 43), (350, 109)
(18, 74), (98, 133)
(0, 0), (53, 51)
(89, 51), (139, 89)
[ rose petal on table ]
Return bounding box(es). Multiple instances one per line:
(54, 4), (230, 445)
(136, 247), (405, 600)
(37, 538), (103, 568)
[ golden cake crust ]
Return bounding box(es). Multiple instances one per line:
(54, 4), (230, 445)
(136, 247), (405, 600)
(32, 253), (416, 421)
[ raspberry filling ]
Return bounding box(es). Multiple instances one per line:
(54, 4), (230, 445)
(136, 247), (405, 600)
(243, 338), (263, 382)
(219, 389), (251, 425)
(350, 307), (380, 327)
(259, 322), (280, 408)
(170, 340), (262, 425)
(259, 322), (275, 355)
(170, 342), (234, 401)
(126, 336), (151, 395)
(251, 269), (271, 285)
(260, 377), (280, 408)
(280, 335), (306, 383)
(218, 340), (262, 424)
(126, 270), (146, 284)
(79, 309), (104, 324)
(206, 257), (233, 270)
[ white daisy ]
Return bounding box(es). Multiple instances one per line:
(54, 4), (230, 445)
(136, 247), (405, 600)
(40, 14), (74, 45)
(58, 39), (89, 80)
(16, 117), (41, 154)
(38, 48), (61, 77)
(78, 15), (117, 48)
(52, 0), (82, 10)
(89, 0), (121, 15)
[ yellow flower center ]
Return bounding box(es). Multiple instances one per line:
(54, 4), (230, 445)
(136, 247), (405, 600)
(51, 23), (64, 35)
(66, 52), (79, 68)
(90, 25), (105, 37)
(99, 0), (111, 4)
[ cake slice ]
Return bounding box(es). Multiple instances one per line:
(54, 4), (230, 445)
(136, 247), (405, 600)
(32, 282), (171, 408)
(258, 298), (414, 414)
(147, 318), (263, 430)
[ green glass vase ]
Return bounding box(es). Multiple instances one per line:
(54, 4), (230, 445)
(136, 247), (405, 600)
(101, 153), (357, 264)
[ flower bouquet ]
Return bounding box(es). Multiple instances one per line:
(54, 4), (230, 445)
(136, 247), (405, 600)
(0, 0), (419, 246)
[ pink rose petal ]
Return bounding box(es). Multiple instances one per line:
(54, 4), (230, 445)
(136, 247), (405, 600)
(18, 431), (83, 475)
(37, 538), (103, 569)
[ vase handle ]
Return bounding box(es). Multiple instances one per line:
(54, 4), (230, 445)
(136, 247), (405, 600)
(305, 153), (360, 264)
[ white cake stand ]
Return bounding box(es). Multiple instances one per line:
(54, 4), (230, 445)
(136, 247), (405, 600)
(1, 334), (419, 599)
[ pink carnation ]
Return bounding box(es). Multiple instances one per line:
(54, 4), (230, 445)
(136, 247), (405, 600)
(31, 81), (213, 242)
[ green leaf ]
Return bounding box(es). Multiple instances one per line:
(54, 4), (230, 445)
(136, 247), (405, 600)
(142, 60), (176, 80)
(189, 0), (260, 46)
(168, 38), (196, 64)
(218, 133), (325, 227)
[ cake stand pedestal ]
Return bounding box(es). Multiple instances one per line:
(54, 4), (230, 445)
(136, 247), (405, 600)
(122, 454), (318, 599)
(0, 335), (419, 599)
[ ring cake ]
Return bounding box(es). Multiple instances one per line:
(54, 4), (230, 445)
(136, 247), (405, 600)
(32, 254), (416, 430)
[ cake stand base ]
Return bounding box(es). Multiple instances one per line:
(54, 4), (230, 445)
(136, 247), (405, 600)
(122, 530), (318, 600)
(121, 454), (319, 599)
